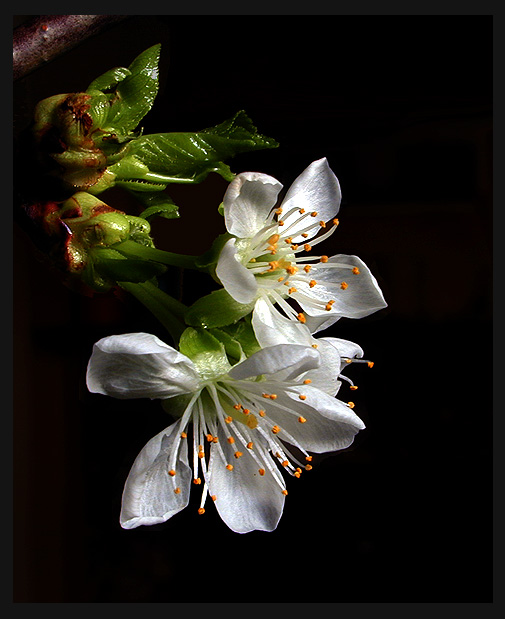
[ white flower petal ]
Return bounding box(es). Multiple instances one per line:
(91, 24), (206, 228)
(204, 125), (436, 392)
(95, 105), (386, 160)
(265, 385), (365, 453)
(320, 337), (364, 365)
(251, 297), (341, 394)
(215, 238), (258, 304)
(120, 422), (191, 529)
(86, 333), (201, 399)
(295, 254), (387, 322)
(208, 426), (285, 533)
(228, 344), (320, 382)
(252, 296), (315, 348)
(223, 172), (283, 238)
(279, 158), (341, 241)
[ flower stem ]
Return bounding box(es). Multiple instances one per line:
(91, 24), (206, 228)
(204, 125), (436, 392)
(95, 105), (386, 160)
(119, 280), (187, 344)
(114, 240), (201, 270)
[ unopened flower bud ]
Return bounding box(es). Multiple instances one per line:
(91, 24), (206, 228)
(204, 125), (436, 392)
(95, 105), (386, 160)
(23, 191), (161, 293)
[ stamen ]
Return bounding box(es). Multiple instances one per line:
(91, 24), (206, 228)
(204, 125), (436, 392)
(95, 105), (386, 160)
(320, 255), (329, 263)
(368, 361), (375, 368)
(259, 469), (265, 476)
(352, 267), (360, 274)
(272, 425), (281, 434)
(347, 402), (355, 408)
(298, 394), (307, 400)
(174, 487), (181, 494)
(198, 507), (205, 515)
(297, 312), (306, 323)
(298, 416), (307, 423)
(168, 469), (176, 477)
(340, 281), (348, 290)
(226, 464), (234, 471)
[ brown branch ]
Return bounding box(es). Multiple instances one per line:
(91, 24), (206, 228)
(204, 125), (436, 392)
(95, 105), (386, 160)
(13, 15), (129, 81)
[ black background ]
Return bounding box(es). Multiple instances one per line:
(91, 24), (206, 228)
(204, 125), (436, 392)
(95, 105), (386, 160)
(13, 15), (493, 603)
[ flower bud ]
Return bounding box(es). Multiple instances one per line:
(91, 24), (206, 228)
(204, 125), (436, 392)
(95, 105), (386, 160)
(31, 92), (130, 193)
(23, 191), (162, 293)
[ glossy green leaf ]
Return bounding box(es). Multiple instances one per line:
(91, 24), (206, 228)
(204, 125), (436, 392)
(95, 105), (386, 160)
(126, 110), (278, 184)
(86, 44), (161, 134)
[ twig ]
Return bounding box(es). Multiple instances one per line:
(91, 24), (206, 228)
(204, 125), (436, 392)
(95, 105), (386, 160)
(13, 15), (129, 81)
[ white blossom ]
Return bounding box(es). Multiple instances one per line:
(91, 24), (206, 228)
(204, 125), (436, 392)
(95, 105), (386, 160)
(86, 331), (365, 533)
(215, 158), (387, 333)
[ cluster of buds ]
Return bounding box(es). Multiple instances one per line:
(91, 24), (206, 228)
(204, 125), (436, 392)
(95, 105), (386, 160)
(23, 191), (164, 293)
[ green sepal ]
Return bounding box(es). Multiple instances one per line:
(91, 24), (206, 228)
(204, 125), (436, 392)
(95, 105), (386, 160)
(208, 328), (246, 366)
(219, 316), (261, 358)
(178, 327), (232, 380)
(184, 288), (255, 329)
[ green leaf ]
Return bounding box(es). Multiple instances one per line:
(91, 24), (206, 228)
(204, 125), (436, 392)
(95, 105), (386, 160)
(87, 44), (161, 134)
(86, 66), (131, 94)
(185, 288), (255, 329)
(126, 110), (278, 184)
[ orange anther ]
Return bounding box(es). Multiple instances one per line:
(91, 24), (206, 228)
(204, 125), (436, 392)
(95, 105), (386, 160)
(299, 394), (307, 401)
(350, 385), (358, 391)
(168, 469), (176, 477)
(282, 489), (288, 495)
(234, 451), (243, 459)
(180, 432), (187, 439)
(306, 455), (313, 462)
(297, 313), (306, 323)
(227, 436), (235, 444)
(259, 410), (266, 417)
(198, 451), (205, 459)
(347, 402), (355, 408)
(225, 416), (233, 423)
(291, 244), (299, 250)
(341, 281), (348, 290)
(333, 218), (339, 226)
(298, 416), (307, 423)
(206, 433), (213, 442)
(352, 267), (360, 274)
(305, 464), (313, 471)
(278, 220), (285, 226)
(309, 279), (317, 288)
(212, 437), (219, 443)
(304, 244), (312, 252)
(319, 220), (326, 228)
(299, 208), (306, 214)
(275, 208), (283, 216)
(367, 361), (375, 368)
(282, 460), (289, 467)
(272, 425), (281, 434)
(311, 343), (318, 348)
(198, 508), (205, 515)
(288, 287), (297, 294)
(226, 464), (234, 471)
(320, 255), (329, 263)
(311, 211), (318, 217)
(259, 469), (265, 476)
(303, 379), (312, 384)
(247, 442), (254, 449)
(233, 404), (241, 410)
(242, 408), (250, 415)
(174, 487), (181, 494)
(193, 477), (202, 485)
(211, 495), (217, 501)
(286, 265), (298, 275)
(304, 264), (312, 273)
